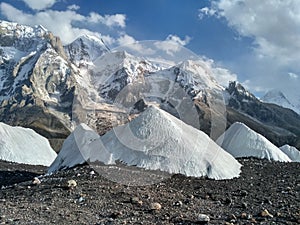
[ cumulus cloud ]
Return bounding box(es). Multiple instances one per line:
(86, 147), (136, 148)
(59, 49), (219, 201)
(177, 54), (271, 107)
(67, 4), (80, 11)
(87, 12), (126, 28)
(0, 2), (126, 44)
(288, 72), (299, 80)
(22, 0), (57, 11)
(198, 7), (216, 19)
(154, 35), (191, 56)
(202, 0), (300, 67)
(200, 0), (300, 96)
(117, 34), (136, 46)
(212, 67), (237, 87)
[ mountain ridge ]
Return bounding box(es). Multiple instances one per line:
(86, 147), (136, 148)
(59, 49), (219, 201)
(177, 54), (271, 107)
(0, 20), (300, 150)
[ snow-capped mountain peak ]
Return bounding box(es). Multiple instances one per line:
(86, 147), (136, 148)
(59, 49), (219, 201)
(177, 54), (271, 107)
(64, 34), (108, 67)
(173, 60), (223, 96)
(262, 89), (300, 114)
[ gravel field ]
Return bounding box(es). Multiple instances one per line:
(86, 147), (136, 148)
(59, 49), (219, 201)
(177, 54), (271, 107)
(0, 158), (299, 225)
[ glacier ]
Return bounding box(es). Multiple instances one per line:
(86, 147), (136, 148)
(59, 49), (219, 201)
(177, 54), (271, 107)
(0, 122), (57, 166)
(48, 106), (241, 180)
(216, 122), (291, 162)
(279, 145), (300, 162)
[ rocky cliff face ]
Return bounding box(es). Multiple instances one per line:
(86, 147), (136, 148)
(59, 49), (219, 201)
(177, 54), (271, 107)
(226, 81), (300, 149)
(0, 21), (77, 149)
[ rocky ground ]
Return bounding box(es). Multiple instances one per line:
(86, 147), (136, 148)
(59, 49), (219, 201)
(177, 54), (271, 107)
(0, 158), (299, 225)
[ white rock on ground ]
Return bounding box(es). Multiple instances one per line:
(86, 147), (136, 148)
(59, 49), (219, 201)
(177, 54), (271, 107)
(279, 145), (300, 162)
(216, 122), (291, 162)
(0, 122), (57, 166)
(48, 106), (241, 179)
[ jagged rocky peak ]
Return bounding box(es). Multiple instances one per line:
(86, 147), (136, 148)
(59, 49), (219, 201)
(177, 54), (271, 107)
(172, 60), (223, 98)
(64, 34), (109, 66)
(226, 81), (258, 102)
(0, 20), (76, 142)
(0, 20), (48, 50)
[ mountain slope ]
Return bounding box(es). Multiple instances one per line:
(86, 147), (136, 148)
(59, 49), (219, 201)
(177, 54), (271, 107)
(225, 81), (300, 149)
(0, 21), (77, 142)
(1, 20), (300, 152)
(262, 89), (300, 115)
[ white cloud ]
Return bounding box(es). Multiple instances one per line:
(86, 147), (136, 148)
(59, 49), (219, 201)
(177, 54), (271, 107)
(104, 14), (126, 28)
(198, 7), (216, 19)
(115, 36), (155, 55)
(0, 2), (126, 44)
(87, 12), (126, 28)
(205, 0), (300, 67)
(212, 67), (237, 87)
(166, 34), (191, 46)
(154, 35), (191, 56)
(117, 34), (136, 46)
(22, 0), (57, 11)
(288, 72), (299, 80)
(200, 0), (300, 96)
(67, 4), (80, 11)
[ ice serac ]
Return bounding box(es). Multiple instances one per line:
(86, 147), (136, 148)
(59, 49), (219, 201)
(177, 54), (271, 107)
(48, 123), (113, 173)
(216, 122), (291, 162)
(279, 145), (300, 162)
(0, 122), (57, 166)
(101, 106), (241, 180)
(48, 107), (241, 179)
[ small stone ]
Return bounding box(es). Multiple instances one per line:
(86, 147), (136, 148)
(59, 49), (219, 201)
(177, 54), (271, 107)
(242, 202), (248, 209)
(150, 202), (162, 211)
(229, 214), (237, 220)
(173, 201), (183, 207)
(77, 197), (84, 203)
(240, 190), (248, 196)
(240, 212), (247, 219)
(32, 177), (41, 185)
(224, 197), (232, 205)
(67, 179), (77, 189)
(110, 211), (122, 218)
(89, 170), (95, 175)
(131, 197), (143, 205)
(197, 214), (210, 223)
(261, 209), (273, 218)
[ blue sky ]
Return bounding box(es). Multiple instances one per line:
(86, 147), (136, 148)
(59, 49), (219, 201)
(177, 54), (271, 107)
(0, 0), (299, 99)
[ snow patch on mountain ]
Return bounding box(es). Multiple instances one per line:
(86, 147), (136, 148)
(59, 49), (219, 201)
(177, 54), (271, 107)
(262, 89), (300, 115)
(216, 122), (291, 162)
(0, 122), (57, 166)
(49, 106), (241, 179)
(279, 145), (300, 162)
(64, 34), (108, 67)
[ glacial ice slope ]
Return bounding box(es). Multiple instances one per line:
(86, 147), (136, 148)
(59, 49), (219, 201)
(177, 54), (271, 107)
(0, 122), (57, 166)
(216, 122), (291, 162)
(279, 145), (300, 162)
(48, 123), (113, 173)
(101, 106), (241, 180)
(48, 106), (241, 180)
